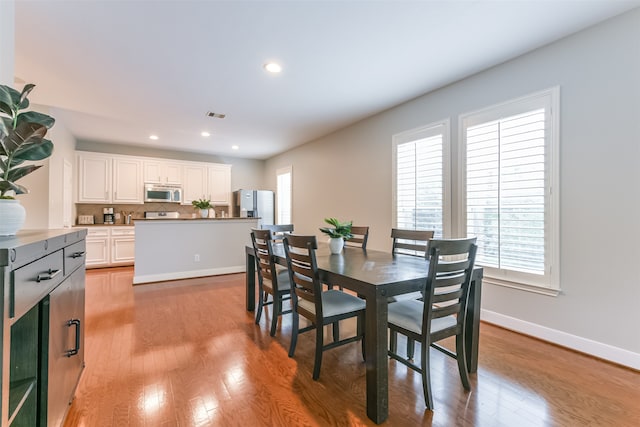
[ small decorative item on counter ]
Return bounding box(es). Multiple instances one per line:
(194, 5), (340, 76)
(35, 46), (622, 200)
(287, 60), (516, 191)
(191, 198), (212, 218)
(319, 217), (353, 254)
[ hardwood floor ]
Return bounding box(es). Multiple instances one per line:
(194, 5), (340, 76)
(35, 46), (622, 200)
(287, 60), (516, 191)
(64, 267), (640, 426)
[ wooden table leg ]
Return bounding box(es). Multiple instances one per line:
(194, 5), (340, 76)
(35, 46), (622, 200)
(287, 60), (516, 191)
(246, 250), (256, 312)
(365, 289), (389, 424)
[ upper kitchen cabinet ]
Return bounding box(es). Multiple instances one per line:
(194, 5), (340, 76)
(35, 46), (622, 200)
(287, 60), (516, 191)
(182, 164), (208, 205)
(77, 152), (112, 203)
(77, 152), (143, 204)
(113, 158), (143, 203)
(207, 164), (232, 205)
(143, 160), (182, 185)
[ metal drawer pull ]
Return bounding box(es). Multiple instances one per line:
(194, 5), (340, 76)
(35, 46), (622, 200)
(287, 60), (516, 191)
(66, 319), (81, 357)
(36, 268), (62, 282)
(71, 251), (86, 259)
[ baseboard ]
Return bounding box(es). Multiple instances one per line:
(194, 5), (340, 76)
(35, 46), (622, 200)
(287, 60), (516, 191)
(480, 309), (640, 371)
(133, 265), (245, 284)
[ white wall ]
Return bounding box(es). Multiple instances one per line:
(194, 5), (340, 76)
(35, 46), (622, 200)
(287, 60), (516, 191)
(265, 9), (640, 366)
(0, 0), (14, 85)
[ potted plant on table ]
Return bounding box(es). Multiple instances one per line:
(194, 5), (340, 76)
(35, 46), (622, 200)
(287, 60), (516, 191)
(192, 198), (213, 218)
(319, 217), (353, 254)
(0, 83), (55, 236)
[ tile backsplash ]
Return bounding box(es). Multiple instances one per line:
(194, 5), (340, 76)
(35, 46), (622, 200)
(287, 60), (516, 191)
(76, 203), (230, 225)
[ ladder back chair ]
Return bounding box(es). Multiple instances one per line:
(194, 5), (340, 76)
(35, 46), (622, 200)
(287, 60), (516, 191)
(391, 228), (435, 258)
(250, 229), (292, 336)
(344, 226), (370, 249)
(283, 234), (366, 380)
(261, 223), (294, 242)
(387, 237), (477, 410)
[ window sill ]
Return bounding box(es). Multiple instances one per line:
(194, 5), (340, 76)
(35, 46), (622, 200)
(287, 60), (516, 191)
(482, 276), (561, 297)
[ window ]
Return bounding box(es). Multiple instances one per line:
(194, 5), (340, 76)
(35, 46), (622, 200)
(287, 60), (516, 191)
(461, 88), (559, 292)
(276, 166), (292, 225)
(392, 120), (450, 238)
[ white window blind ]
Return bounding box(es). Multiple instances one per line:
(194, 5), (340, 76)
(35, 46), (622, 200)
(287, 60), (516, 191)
(393, 122), (447, 238)
(276, 166), (292, 225)
(463, 88), (559, 291)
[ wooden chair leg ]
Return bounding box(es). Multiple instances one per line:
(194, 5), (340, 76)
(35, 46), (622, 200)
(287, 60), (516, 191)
(312, 325), (324, 380)
(255, 290), (264, 325)
(332, 321), (340, 343)
(421, 341), (434, 410)
(456, 332), (470, 390)
(407, 338), (415, 359)
(270, 293), (279, 337)
(389, 330), (398, 353)
(358, 313), (365, 361)
(288, 313), (299, 357)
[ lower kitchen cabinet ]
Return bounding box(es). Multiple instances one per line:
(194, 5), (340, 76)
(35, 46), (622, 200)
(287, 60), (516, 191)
(1, 229), (87, 426)
(86, 226), (135, 268)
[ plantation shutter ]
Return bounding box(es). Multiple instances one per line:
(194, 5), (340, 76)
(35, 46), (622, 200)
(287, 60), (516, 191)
(276, 167), (292, 224)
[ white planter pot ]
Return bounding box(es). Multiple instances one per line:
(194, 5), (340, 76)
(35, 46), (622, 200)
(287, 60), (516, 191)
(0, 199), (26, 236)
(328, 237), (344, 254)
(199, 209), (209, 218)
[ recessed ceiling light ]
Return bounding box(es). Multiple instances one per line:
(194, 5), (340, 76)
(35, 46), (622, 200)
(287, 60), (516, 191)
(201, 131), (210, 137)
(149, 135), (159, 140)
(264, 62), (282, 73)
(231, 145), (239, 150)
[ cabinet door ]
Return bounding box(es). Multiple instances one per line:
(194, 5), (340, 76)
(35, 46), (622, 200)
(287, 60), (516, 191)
(85, 229), (109, 268)
(143, 160), (163, 184)
(208, 164), (231, 205)
(47, 267), (85, 427)
(77, 153), (111, 203)
(113, 158), (143, 203)
(111, 228), (135, 265)
(182, 164), (207, 205)
(164, 162), (183, 184)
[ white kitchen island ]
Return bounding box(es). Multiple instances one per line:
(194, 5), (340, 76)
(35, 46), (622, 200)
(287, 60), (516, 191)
(133, 217), (258, 284)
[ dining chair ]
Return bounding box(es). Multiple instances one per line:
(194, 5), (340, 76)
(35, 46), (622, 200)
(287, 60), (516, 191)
(390, 228), (436, 357)
(283, 234), (366, 380)
(250, 229), (292, 336)
(391, 228), (435, 257)
(262, 223), (294, 241)
(387, 237), (477, 410)
(344, 225), (370, 249)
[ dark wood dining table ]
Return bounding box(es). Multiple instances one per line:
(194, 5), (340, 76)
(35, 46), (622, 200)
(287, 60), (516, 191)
(244, 243), (483, 424)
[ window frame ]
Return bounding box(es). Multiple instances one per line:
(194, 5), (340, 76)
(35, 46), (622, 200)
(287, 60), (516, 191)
(458, 87), (560, 295)
(392, 119), (451, 238)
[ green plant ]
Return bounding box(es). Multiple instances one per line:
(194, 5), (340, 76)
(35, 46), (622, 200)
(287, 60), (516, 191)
(319, 217), (353, 239)
(0, 84), (55, 198)
(192, 198), (212, 209)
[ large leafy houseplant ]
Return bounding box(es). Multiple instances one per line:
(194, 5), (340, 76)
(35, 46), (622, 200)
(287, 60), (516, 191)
(0, 83), (55, 198)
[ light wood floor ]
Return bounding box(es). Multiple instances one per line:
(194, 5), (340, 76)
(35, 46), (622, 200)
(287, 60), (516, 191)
(64, 267), (640, 426)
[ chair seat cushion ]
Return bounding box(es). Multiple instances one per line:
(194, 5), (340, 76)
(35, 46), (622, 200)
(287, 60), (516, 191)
(298, 290), (365, 317)
(388, 299), (456, 335)
(264, 269), (291, 292)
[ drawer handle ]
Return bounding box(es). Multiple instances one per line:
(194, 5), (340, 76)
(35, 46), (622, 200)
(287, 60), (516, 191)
(71, 251), (86, 259)
(36, 268), (62, 282)
(66, 319), (81, 357)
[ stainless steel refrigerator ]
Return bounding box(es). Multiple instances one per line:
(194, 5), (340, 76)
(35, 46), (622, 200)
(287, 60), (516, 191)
(232, 189), (274, 226)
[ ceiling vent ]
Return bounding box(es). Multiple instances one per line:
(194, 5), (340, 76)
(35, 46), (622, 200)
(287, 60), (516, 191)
(206, 111), (226, 119)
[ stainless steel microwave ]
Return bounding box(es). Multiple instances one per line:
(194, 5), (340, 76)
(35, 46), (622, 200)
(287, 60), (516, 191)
(144, 183), (183, 203)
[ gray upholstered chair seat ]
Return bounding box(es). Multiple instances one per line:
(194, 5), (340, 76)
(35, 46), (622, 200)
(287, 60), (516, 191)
(298, 290), (366, 317)
(263, 269), (291, 292)
(388, 299), (457, 335)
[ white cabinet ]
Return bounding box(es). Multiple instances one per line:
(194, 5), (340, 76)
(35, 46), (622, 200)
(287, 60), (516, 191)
(111, 228), (135, 265)
(77, 153), (111, 203)
(85, 228), (110, 267)
(77, 152), (143, 204)
(182, 164), (208, 205)
(207, 164), (231, 205)
(143, 160), (182, 184)
(113, 158), (143, 203)
(85, 227), (135, 268)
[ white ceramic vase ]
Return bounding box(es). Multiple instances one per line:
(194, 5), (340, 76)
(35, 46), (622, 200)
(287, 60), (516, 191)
(0, 199), (26, 236)
(329, 237), (344, 254)
(199, 209), (209, 218)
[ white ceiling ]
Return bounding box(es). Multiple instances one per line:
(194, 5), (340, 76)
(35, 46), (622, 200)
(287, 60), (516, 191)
(14, 0), (640, 160)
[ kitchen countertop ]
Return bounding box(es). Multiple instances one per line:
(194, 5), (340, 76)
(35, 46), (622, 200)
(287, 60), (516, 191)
(75, 217), (257, 227)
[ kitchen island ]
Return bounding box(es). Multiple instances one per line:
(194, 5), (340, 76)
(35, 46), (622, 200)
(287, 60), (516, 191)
(133, 217), (258, 284)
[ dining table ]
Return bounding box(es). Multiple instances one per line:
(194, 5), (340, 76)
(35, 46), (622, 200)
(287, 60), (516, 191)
(244, 242), (483, 424)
